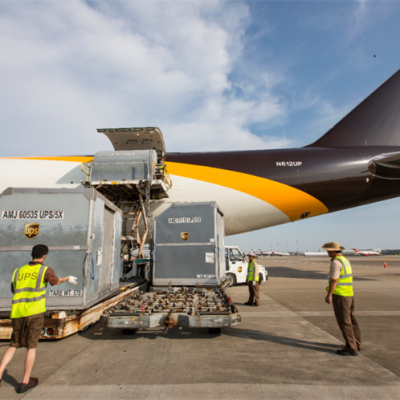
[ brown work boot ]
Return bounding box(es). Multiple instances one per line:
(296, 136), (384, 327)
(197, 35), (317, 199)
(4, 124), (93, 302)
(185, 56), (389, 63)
(336, 349), (358, 356)
(17, 377), (39, 393)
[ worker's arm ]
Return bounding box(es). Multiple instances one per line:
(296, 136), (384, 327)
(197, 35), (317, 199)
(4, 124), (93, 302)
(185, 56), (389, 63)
(54, 276), (78, 285)
(325, 279), (338, 304)
(54, 276), (71, 285)
(45, 268), (77, 286)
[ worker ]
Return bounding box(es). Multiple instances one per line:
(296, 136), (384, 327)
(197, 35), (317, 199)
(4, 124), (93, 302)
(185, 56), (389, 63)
(244, 252), (260, 306)
(322, 241), (361, 356)
(0, 244), (78, 393)
(156, 158), (165, 178)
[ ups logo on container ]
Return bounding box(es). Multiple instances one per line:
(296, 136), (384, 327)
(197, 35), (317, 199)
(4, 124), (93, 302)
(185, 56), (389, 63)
(181, 232), (189, 241)
(24, 223), (40, 239)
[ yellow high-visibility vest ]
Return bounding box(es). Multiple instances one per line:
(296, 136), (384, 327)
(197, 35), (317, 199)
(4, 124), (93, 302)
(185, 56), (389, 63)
(247, 261), (259, 282)
(327, 255), (353, 297)
(10, 264), (48, 319)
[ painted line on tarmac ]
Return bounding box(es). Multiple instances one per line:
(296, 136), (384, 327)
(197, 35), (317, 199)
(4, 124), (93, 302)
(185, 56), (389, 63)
(240, 311), (400, 317)
(21, 383), (400, 400)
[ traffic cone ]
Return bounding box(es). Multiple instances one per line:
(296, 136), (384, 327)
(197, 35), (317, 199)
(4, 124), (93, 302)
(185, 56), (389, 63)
(384, 262), (387, 268)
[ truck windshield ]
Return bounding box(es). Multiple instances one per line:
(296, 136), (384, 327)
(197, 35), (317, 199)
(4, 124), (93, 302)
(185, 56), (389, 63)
(229, 248), (243, 261)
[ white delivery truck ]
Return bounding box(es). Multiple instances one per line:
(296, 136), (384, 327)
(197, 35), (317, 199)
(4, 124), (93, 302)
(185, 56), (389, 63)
(225, 246), (267, 287)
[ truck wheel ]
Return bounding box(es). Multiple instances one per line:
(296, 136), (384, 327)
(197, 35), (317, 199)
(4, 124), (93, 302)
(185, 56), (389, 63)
(121, 329), (137, 335)
(208, 328), (221, 334)
(226, 274), (236, 287)
(258, 273), (263, 285)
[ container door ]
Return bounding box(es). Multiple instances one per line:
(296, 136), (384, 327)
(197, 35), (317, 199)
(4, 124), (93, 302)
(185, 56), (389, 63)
(100, 207), (115, 293)
(216, 210), (225, 280)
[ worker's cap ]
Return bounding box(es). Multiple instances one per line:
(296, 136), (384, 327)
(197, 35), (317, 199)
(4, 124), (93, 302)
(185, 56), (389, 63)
(321, 242), (345, 251)
(248, 252), (258, 258)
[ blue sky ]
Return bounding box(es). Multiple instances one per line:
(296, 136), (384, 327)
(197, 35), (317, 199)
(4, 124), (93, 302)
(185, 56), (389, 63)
(1, 0), (400, 251)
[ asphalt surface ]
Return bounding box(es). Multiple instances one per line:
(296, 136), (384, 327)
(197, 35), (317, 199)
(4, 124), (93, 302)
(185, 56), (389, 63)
(1, 255), (399, 399)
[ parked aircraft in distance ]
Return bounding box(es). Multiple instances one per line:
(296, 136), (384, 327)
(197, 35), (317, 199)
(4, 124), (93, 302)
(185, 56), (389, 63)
(353, 248), (382, 256)
(255, 249), (279, 256)
(304, 250), (355, 257)
(246, 250), (290, 257)
(260, 251), (290, 257)
(2, 69), (400, 236)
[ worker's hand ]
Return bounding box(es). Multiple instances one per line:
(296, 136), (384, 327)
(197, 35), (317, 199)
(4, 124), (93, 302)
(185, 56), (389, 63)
(68, 276), (78, 285)
(325, 294), (331, 304)
(252, 281), (256, 287)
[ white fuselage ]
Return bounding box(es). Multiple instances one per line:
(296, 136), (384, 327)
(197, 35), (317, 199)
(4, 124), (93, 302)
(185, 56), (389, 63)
(0, 159), (290, 235)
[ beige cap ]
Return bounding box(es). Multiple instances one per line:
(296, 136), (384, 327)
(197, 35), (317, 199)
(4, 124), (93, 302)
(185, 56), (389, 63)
(321, 242), (345, 251)
(248, 252), (258, 258)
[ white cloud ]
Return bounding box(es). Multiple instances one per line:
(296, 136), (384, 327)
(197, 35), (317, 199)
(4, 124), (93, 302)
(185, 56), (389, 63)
(0, 0), (288, 157)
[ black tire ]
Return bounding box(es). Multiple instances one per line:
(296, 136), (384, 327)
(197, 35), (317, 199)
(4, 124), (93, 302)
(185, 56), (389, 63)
(208, 328), (221, 334)
(258, 273), (263, 285)
(121, 329), (137, 335)
(226, 273), (236, 287)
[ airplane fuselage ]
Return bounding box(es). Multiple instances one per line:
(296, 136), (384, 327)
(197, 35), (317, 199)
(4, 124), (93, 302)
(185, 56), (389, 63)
(2, 145), (400, 236)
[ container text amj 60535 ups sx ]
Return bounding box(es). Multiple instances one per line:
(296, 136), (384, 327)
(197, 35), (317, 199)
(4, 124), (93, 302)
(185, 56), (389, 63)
(152, 202), (225, 287)
(0, 187), (122, 314)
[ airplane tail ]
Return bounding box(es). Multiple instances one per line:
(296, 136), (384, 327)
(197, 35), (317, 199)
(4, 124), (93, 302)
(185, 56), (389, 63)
(307, 69), (400, 148)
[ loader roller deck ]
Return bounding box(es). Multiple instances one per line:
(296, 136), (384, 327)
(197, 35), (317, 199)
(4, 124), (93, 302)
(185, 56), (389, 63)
(101, 286), (241, 331)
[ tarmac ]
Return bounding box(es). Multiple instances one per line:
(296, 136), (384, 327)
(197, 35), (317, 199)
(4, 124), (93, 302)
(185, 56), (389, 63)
(1, 255), (400, 399)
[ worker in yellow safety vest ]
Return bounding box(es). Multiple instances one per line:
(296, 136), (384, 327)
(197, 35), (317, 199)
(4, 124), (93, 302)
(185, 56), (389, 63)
(0, 244), (78, 393)
(322, 241), (361, 356)
(244, 252), (260, 306)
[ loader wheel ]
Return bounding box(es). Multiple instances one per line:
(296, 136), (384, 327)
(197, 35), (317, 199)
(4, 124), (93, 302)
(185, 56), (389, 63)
(226, 274), (236, 287)
(208, 328), (221, 334)
(121, 329), (137, 335)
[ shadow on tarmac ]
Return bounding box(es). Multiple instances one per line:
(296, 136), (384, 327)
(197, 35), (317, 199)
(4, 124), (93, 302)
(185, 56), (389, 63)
(267, 267), (376, 281)
(1, 369), (19, 391)
(81, 324), (340, 354)
(223, 327), (339, 354)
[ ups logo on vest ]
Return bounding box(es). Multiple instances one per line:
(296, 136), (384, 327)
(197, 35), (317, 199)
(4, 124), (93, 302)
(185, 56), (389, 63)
(24, 223), (40, 239)
(181, 232), (189, 241)
(18, 272), (39, 281)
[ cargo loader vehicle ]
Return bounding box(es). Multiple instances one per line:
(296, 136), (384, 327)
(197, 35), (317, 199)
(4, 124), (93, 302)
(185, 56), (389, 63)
(100, 201), (241, 334)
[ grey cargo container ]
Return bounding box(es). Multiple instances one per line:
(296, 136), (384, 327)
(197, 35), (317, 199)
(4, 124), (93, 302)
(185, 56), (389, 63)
(90, 150), (157, 182)
(152, 202), (225, 287)
(0, 187), (122, 313)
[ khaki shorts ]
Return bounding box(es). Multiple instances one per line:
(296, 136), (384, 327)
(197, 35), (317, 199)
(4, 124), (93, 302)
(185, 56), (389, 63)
(10, 313), (45, 349)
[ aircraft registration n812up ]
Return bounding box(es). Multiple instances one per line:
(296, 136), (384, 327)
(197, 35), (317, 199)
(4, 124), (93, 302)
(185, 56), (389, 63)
(1, 69), (400, 236)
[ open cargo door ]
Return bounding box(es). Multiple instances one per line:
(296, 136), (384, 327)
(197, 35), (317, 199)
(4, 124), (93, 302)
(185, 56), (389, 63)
(98, 127), (166, 156)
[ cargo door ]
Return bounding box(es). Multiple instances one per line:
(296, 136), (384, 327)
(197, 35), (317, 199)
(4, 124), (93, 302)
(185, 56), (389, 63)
(100, 207), (115, 293)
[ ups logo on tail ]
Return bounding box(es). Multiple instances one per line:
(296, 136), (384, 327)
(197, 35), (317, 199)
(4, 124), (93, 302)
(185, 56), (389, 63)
(24, 223), (40, 239)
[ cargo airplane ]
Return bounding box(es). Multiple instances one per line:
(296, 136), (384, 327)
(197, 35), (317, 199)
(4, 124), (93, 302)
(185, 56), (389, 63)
(1, 69), (400, 236)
